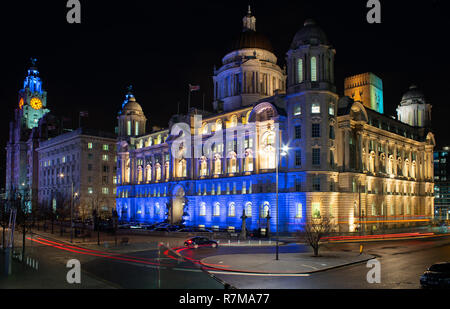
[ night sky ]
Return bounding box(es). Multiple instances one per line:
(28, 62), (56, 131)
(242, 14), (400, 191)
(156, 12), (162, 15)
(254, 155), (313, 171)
(0, 0), (449, 187)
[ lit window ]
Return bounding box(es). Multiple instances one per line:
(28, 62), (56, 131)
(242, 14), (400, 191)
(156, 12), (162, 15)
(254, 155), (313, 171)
(329, 103), (335, 116)
(102, 187), (109, 195)
(297, 58), (303, 83)
(88, 187), (93, 194)
(294, 103), (301, 116)
(312, 202), (321, 218)
(311, 56), (317, 81)
(102, 154), (109, 161)
(62, 156), (66, 163)
(200, 202), (206, 216)
(127, 121), (131, 136)
(213, 202), (220, 216)
(261, 202), (270, 218)
(135, 122), (139, 136)
(245, 202), (252, 217)
(228, 202), (236, 217)
(88, 142), (93, 149)
(311, 102), (320, 114)
(103, 144), (109, 151)
(296, 203), (303, 218)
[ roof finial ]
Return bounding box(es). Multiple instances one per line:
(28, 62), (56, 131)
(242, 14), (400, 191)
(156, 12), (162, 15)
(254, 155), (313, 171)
(243, 5), (256, 31)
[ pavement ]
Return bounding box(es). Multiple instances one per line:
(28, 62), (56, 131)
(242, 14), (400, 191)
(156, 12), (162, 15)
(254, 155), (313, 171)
(200, 251), (374, 274)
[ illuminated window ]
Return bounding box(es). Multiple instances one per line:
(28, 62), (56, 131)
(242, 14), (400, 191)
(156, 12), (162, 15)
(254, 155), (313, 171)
(294, 103), (301, 116)
(127, 121), (131, 136)
(213, 202), (220, 216)
(312, 202), (321, 218)
(297, 58), (303, 83)
(311, 102), (320, 114)
(103, 144), (109, 151)
(329, 103), (335, 116)
(215, 119), (222, 131)
(200, 202), (206, 216)
(102, 187), (109, 195)
(88, 142), (93, 149)
(311, 56), (317, 81)
(62, 156), (66, 163)
(296, 203), (303, 218)
(102, 154), (109, 161)
(261, 202), (270, 218)
(135, 122), (139, 136)
(228, 202), (236, 217)
(88, 187), (93, 194)
(245, 202), (252, 217)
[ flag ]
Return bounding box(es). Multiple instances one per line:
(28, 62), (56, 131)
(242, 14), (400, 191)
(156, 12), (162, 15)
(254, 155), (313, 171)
(189, 84), (200, 92)
(79, 111), (89, 117)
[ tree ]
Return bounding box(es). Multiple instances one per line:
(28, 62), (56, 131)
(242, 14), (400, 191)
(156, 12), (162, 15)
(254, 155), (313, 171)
(15, 188), (32, 262)
(0, 198), (10, 250)
(301, 216), (333, 257)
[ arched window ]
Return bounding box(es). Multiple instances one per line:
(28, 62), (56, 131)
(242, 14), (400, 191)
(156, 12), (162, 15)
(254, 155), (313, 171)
(244, 149), (254, 172)
(213, 202), (220, 217)
(214, 154), (222, 175)
(176, 158), (186, 178)
(137, 166), (143, 184)
(297, 58), (303, 83)
(228, 152), (237, 174)
(261, 202), (270, 218)
(200, 202), (206, 216)
(164, 161), (170, 180)
(135, 122), (139, 136)
(311, 56), (317, 81)
(146, 164), (152, 183)
(228, 202), (236, 217)
(155, 163), (161, 181)
(229, 115), (238, 128)
(245, 202), (252, 217)
(215, 119), (222, 131)
(200, 157), (208, 177)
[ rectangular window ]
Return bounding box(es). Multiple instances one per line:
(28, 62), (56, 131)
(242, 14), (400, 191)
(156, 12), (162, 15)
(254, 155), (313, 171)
(297, 59), (303, 83)
(103, 144), (109, 151)
(113, 176), (117, 184)
(313, 177), (321, 192)
(88, 164), (93, 171)
(311, 56), (317, 82)
(295, 179), (301, 191)
(329, 103), (335, 116)
(127, 121), (131, 136)
(135, 122), (139, 136)
(329, 125), (335, 139)
(312, 148), (321, 166)
(296, 203), (303, 218)
(102, 187), (109, 195)
(295, 150), (302, 167)
(312, 202), (321, 217)
(312, 123), (321, 138)
(88, 187), (93, 194)
(102, 154), (109, 161)
(88, 142), (93, 149)
(311, 102), (320, 114)
(295, 125), (301, 139)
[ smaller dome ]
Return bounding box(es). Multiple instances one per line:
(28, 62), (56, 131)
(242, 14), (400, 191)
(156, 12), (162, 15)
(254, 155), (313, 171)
(122, 97), (144, 114)
(290, 19), (329, 49)
(400, 85), (426, 105)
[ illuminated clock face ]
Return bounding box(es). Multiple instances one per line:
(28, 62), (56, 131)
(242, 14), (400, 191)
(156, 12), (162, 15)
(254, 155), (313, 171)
(30, 97), (42, 110)
(19, 98), (24, 109)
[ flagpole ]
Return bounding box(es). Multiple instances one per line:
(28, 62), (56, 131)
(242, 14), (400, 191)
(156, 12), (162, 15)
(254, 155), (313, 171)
(188, 85), (191, 114)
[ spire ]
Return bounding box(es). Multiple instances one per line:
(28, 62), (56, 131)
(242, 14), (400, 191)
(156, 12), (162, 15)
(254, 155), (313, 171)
(23, 57), (42, 93)
(242, 5), (256, 32)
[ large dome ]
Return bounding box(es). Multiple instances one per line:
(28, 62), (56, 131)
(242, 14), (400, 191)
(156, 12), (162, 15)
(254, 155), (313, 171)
(230, 29), (273, 53)
(400, 85), (426, 105)
(290, 19), (329, 49)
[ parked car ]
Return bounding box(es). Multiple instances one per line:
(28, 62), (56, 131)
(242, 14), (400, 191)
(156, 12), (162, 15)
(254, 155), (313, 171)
(184, 236), (218, 249)
(420, 262), (450, 288)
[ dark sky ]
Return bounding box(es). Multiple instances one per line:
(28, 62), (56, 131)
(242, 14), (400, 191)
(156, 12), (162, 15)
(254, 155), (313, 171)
(1, 0), (449, 186)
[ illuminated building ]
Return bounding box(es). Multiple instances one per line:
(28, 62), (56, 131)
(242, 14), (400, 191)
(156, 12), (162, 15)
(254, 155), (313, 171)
(434, 147), (450, 221)
(344, 72), (383, 114)
(115, 9), (435, 233)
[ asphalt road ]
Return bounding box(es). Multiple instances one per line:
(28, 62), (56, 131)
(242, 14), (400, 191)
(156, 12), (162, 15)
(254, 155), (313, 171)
(1, 234), (449, 289)
(183, 236), (450, 289)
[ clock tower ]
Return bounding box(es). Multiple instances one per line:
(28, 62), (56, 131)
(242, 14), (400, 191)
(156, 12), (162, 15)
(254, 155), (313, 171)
(18, 58), (50, 129)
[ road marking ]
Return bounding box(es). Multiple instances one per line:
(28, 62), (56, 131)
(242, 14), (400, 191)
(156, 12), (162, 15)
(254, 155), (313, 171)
(208, 271), (311, 277)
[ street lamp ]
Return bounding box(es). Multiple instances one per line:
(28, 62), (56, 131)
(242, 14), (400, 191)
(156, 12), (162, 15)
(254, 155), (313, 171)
(275, 129), (288, 261)
(58, 173), (75, 243)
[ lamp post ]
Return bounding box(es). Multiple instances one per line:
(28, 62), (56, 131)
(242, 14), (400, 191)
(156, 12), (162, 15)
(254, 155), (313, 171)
(275, 129), (288, 261)
(58, 173), (75, 243)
